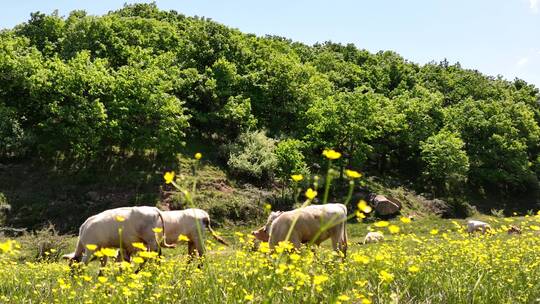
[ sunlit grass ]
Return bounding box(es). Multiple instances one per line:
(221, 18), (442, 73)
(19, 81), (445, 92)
(1, 215), (540, 303)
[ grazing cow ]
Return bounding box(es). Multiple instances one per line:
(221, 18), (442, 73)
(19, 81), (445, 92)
(507, 225), (522, 235)
(62, 206), (175, 265)
(467, 220), (492, 234)
(159, 208), (228, 257)
(362, 231), (384, 244)
(251, 204), (348, 255)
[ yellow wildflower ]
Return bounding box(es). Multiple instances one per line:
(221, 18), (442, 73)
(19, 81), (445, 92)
(132, 242), (147, 251)
(305, 188), (317, 200)
(132, 257), (144, 264)
(163, 171), (175, 184)
(313, 275), (329, 285)
(291, 174), (303, 182)
(374, 221), (389, 228)
(355, 280), (368, 287)
(290, 253), (301, 262)
(97, 276), (108, 284)
(345, 169), (362, 179)
(85, 244), (97, 251)
(178, 234), (190, 242)
(430, 229), (439, 235)
(244, 293), (254, 301)
(194, 152), (202, 160)
(100, 248), (117, 257)
(138, 251), (158, 259)
(388, 225), (400, 234)
(408, 265), (420, 273)
(379, 270), (394, 283)
(322, 149), (341, 160)
(357, 200), (372, 213)
(338, 295), (350, 301)
(152, 227), (163, 233)
(400, 217), (412, 224)
(115, 216), (125, 222)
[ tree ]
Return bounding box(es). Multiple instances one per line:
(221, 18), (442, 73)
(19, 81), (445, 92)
(420, 130), (469, 195)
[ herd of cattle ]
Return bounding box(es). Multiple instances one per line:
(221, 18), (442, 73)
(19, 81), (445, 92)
(62, 204), (519, 266)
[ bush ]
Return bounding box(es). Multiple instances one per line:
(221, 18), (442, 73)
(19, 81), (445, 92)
(274, 139), (309, 179)
(15, 224), (72, 262)
(420, 130), (469, 195)
(227, 131), (278, 183)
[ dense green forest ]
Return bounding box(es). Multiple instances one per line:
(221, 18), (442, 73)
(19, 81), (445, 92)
(1, 3), (539, 230)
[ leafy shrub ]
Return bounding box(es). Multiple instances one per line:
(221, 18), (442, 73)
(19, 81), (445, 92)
(227, 131), (278, 183)
(16, 224), (72, 262)
(274, 139), (309, 179)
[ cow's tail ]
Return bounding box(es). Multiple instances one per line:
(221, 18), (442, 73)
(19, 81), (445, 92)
(157, 210), (176, 248)
(342, 220), (348, 256)
(203, 217), (229, 246)
(340, 205), (348, 257)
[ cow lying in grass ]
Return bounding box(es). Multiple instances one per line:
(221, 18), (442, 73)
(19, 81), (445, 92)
(63, 207), (227, 266)
(467, 220), (492, 234)
(362, 231), (384, 244)
(251, 204), (348, 256)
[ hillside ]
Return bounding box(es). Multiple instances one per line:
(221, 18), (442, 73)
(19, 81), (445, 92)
(0, 3), (539, 231)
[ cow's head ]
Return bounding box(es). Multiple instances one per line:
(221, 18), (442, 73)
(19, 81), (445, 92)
(251, 211), (283, 242)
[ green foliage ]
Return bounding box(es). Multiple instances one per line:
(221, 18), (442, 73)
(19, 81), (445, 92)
(0, 104), (25, 158)
(227, 131), (278, 182)
(0, 3), (538, 209)
(420, 130), (469, 194)
(274, 139), (309, 179)
(304, 87), (399, 167)
(444, 98), (540, 190)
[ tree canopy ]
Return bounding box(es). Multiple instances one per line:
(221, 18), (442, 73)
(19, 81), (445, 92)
(1, 3), (539, 203)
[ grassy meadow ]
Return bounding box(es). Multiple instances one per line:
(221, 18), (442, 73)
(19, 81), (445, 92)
(1, 215), (540, 303)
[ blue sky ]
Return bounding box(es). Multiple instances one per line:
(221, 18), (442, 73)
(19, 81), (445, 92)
(1, 0), (539, 88)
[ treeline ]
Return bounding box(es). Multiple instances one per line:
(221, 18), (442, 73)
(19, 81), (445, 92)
(1, 3), (539, 202)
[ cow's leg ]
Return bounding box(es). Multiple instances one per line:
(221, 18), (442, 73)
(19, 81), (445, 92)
(188, 241), (196, 256)
(328, 226), (340, 251)
(289, 234), (302, 250)
(81, 249), (92, 265)
(338, 223), (347, 257)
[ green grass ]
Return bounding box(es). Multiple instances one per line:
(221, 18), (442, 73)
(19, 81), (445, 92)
(2, 215), (540, 303)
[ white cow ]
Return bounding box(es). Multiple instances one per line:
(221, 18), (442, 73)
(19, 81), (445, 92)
(63, 207), (228, 265)
(252, 204), (348, 256)
(467, 220), (491, 234)
(362, 231), (384, 244)
(160, 208), (228, 257)
(63, 206), (174, 265)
